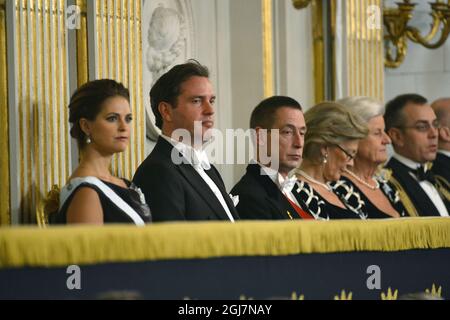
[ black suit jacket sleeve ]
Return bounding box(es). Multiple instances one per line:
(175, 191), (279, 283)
(231, 164), (299, 220)
(133, 162), (186, 222)
(235, 193), (277, 220)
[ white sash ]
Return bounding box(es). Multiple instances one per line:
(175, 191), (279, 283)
(59, 177), (145, 226)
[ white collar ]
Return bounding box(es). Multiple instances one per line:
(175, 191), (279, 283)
(393, 153), (423, 170)
(253, 160), (279, 184)
(161, 134), (211, 170)
(252, 160), (297, 192)
(438, 149), (450, 158)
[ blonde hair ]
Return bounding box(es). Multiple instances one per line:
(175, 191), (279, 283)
(303, 102), (369, 163)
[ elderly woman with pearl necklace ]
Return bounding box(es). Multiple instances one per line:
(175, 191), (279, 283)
(293, 102), (369, 220)
(332, 96), (407, 218)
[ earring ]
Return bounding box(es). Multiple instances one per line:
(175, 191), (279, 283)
(323, 153), (328, 164)
(86, 135), (91, 144)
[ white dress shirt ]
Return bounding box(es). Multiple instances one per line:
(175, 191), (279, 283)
(161, 134), (235, 222)
(253, 160), (300, 207)
(393, 153), (449, 217)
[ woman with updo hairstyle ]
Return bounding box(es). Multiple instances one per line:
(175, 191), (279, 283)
(51, 79), (151, 225)
(292, 102), (369, 219)
(332, 96), (407, 218)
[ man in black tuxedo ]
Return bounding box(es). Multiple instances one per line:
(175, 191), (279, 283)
(231, 96), (310, 220)
(133, 61), (239, 222)
(431, 98), (450, 187)
(384, 94), (449, 217)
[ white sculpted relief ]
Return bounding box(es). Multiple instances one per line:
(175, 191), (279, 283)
(146, 6), (186, 82)
(142, 0), (194, 142)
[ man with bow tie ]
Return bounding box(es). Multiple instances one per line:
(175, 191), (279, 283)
(384, 94), (449, 217)
(133, 61), (239, 222)
(230, 96), (311, 220)
(431, 98), (450, 195)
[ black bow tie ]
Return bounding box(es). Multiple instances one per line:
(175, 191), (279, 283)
(411, 165), (436, 184)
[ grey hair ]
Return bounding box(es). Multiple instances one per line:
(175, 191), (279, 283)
(337, 96), (385, 122)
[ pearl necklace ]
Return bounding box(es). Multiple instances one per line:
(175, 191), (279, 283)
(297, 170), (332, 191)
(345, 169), (380, 190)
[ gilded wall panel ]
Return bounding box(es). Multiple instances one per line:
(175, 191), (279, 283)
(0, 0), (10, 225)
(6, 0), (71, 223)
(91, 0), (145, 180)
(346, 0), (384, 100)
(262, 0), (274, 98)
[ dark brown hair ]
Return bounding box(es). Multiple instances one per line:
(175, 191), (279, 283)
(68, 79), (130, 148)
(250, 96), (302, 129)
(150, 60), (209, 129)
(384, 94), (428, 131)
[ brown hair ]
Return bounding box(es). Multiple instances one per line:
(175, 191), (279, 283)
(250, 96), (302, 129)
(150, 60), (209, 129)
(68, 79), (129, 149)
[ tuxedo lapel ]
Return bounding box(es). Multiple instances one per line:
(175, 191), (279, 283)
(433, 153), (450, 181)
(387, 158), (441, 216)
(177, 161), (232, 221)
(247, 164), (299, 219)
(204, 167), (239, 219)
(156, 137), (232, 220)
(433, 154), (450, 211)
(177, 164), (230, 220)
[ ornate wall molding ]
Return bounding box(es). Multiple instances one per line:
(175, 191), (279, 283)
(142, 0), (195, 141)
